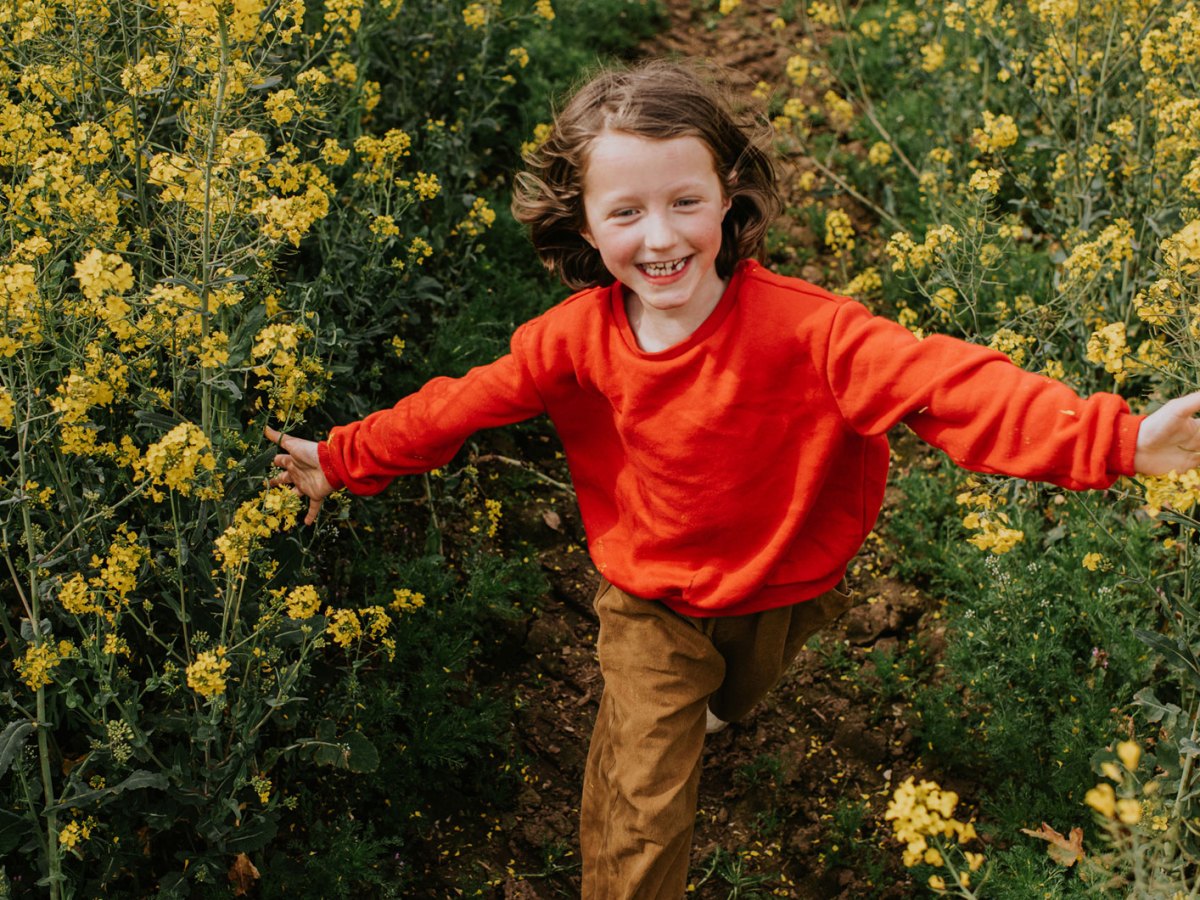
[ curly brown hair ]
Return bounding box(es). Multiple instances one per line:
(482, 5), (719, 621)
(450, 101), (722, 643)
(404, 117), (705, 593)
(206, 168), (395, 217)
(511, 58), (781, 290)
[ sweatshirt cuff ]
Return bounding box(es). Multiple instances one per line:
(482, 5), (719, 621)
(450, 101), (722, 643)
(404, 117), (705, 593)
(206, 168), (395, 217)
(1112, 412), (1146, 478)
(317, 441), (346, 491)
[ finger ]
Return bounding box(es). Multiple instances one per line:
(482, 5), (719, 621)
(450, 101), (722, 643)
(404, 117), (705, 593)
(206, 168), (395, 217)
(304, 496), (323, 526)
(268, 471), (292, 488)
(264, 425), (289, 452)
(1166, 390), (1200, 419)
(272, 452), (292, 468)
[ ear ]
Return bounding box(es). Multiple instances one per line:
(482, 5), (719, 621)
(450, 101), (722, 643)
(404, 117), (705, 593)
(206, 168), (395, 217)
(580, 226), (597, 249)
(722, 170), (737, 216)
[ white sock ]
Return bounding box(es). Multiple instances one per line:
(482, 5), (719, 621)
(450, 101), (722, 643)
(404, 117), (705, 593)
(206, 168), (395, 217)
(705, 707), (729, 734)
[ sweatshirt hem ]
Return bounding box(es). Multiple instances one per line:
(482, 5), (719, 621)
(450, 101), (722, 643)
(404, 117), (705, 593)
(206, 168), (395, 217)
(658, 570), (847, 619)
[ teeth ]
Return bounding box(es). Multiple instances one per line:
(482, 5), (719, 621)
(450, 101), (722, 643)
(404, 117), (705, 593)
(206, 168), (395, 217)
(641, 258), (687, 276)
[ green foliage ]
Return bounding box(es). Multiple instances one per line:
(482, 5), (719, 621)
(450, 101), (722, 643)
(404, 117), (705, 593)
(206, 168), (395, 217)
(692, 846), (774, 900)
(880, 456), (1166, 892)
(0, 0), (657, 895)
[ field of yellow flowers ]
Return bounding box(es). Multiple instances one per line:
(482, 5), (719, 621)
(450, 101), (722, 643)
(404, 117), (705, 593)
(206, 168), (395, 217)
(6, 0), (1200, 896)
(743, 0), (1200, 896)
(0, 0), (662, 895)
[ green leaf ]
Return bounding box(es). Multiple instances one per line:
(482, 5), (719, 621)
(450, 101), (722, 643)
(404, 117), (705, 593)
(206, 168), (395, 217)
(0, 721), (34, 779)
(46, 769), (168, 813)
(1133, 687), (1182, 725)
(0, 808), (27, 855)
(344, 731), (379, 774)
(225, 815), (278, 852)
(1133, 629), (1200, 690)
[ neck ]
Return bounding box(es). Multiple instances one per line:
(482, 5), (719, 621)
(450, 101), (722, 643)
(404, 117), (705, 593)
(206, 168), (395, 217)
(624, 279), (728, 353)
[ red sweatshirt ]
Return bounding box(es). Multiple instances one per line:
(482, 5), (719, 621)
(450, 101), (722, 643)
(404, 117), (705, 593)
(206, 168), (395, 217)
(319, 260), (1143, 617)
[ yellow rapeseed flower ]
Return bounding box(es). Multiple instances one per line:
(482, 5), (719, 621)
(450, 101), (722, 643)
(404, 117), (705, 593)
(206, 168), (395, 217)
(74, 248), (133, 303)
(868, 141), (892, 166)
(1085, 782), (1116, 818)
(920, 42), (946, 73)
(15, 641), (70, 690)
(285, 585), (322, 619)
(413, 171), (440, 200)
(1162, 220), (1200, 273)
(58, 818), (94, 850)
(214, 486), (303, 571)
(974, 111), (1019, 153)
(59, 573), (102, 616)
(139, 421), (220, 499)
(90, 525), (147, 601)
(968, 167), (1002, 194)
(1085, 322), (1128, 383)
(186, 647), (231, 699)
(1117, 741), (1142, 771)
(463, 3), (487, 28)
(325, 607), (362, 647)
(0, 387), (13, 428)
(807, 2), (839, 25)
(1116, 799), (1141, 824)
(824, 208), (855, 254)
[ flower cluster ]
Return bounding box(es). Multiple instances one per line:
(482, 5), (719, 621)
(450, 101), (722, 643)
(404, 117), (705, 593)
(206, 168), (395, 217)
(1085, 741), (1144, 824)
(214, 487), (304, 572)
(138, 422), (222, 501)
(957, 484), (1024, 554)
(14, 640), (75, 691)
(186, 648), (232, 699)
(285, 585), (322, 620)
(252, 322), (327, 415)
(886, 776), (984, 891)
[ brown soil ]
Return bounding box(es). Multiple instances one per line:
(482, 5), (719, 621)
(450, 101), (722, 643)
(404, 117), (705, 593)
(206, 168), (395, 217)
(403, 4), (945, 897)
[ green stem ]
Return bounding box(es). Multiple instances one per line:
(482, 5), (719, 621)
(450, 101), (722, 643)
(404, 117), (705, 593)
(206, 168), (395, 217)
(169, 492), (190, 653)
(14, 380), (60, 895)
(198, 15), (232, 440)
(35, 690), (62, 898)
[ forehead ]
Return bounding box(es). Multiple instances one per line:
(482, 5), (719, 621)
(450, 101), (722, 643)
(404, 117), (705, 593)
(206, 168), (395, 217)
(582, 131), (721, 192)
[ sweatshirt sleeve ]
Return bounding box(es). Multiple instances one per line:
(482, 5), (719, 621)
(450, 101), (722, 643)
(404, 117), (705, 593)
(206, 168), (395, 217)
(819, 300), (1144, 490)
(318, 324), (547, 495)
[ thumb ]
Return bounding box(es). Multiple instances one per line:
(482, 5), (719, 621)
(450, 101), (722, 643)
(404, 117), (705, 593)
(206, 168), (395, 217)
(264, 425), (286, 451)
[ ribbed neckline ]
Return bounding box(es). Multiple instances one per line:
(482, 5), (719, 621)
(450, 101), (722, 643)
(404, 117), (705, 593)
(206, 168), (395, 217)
(610, 259), (754, 360)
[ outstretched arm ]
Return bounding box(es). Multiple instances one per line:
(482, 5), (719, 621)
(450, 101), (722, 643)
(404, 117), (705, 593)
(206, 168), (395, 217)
(1134, 390), (1200, 476)
(265, 426), (334, 525)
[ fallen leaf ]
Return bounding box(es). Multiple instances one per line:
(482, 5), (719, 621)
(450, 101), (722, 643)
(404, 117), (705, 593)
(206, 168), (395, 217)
(542, 509), (562, 532)
(1020, 822), (1084, 867)
(228, 852), (260, 896)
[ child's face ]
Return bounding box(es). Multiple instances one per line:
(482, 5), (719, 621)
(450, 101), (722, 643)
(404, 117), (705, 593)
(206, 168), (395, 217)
(580, 130), (731, 323)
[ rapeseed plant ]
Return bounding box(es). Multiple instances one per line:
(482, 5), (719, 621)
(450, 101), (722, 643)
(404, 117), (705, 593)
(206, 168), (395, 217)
(0, 0), (564, 893)
(770, 0), (1200, 892)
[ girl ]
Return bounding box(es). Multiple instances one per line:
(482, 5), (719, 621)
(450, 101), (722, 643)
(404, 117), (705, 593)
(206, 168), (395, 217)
(268, 59), (1200, 898)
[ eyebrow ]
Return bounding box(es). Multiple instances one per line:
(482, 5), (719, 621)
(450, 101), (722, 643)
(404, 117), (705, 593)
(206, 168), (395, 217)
(590, 180), (715, 204)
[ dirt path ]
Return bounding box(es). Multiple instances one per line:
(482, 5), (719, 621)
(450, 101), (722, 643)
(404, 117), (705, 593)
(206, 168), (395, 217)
(407, 5), (945, 897)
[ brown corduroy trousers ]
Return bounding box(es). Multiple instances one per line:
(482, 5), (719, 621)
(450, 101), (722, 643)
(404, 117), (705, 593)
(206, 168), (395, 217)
(579, 579), (855, 899)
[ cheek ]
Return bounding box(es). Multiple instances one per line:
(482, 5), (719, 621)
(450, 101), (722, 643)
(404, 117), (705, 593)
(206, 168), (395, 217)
(594, 228), (637, 262)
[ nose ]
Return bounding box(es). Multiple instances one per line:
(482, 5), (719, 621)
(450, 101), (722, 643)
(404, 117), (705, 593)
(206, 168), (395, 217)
(642, 211), (677, 252)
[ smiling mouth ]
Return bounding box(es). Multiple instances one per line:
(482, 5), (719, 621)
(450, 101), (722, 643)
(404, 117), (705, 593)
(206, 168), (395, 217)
(638, 257), (689, 277)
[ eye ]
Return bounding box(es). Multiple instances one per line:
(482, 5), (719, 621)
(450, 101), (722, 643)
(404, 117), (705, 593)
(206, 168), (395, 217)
(611, 208), (639, 219)
(675, 197), (701, 208)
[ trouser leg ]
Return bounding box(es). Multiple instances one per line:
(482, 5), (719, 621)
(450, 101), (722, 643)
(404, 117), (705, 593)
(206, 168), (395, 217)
(703, 584), (855, 724)
(579, 581), (855, 896)
(580, 581), (725, 900)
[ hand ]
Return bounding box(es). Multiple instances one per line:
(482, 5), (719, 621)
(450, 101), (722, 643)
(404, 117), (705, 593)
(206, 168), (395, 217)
(264, 425), (334, 525)
(1134, 390), (1200, 476)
